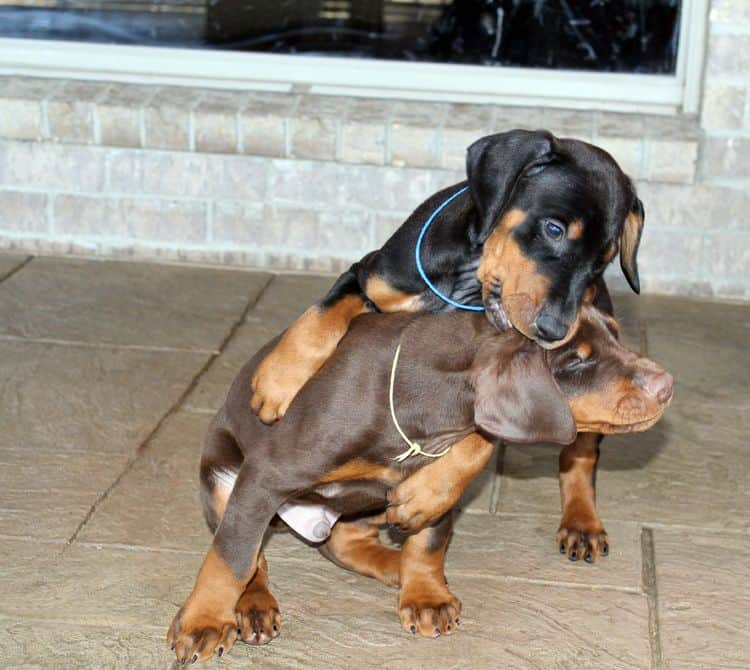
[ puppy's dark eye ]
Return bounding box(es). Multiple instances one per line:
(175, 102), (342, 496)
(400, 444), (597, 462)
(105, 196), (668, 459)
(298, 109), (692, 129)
(543, 219), (564, 241)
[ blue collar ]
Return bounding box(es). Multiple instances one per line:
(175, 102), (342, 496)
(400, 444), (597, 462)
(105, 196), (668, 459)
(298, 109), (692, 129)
(414, 185), (485, 312)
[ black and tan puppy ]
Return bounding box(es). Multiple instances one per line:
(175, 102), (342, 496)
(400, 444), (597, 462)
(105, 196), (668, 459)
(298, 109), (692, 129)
(250, 129), (645, 424)
(167, 305), (671, 663)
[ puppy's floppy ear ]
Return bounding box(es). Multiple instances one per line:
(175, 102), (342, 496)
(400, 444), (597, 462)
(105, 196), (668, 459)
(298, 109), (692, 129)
(471, 334), (576, 444)
(620, 197), (645, 294)
(466, 130), (555, 243)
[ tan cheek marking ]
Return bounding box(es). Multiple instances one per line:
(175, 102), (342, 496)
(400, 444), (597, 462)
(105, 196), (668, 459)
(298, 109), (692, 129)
(605, 316), (620, 337)
(478, 209), (552, 336)
(568, 392), (612, 431)
(476, 208), (526, 288)
(498, 235), (551, 334)
(567, 219), (584, 240)
(366, 275), (423, 312)
(603, 242), (618, 263)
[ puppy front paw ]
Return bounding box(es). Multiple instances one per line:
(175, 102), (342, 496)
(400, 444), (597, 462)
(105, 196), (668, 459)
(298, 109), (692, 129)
(557, 523), (609, 563)
(249, 366), (289, 424)
(386, 478), (455, 533)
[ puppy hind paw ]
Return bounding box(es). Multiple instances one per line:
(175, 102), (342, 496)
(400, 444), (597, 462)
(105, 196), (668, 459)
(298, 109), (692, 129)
(235, 590), (281, 645)
(399, 589), (462, 638)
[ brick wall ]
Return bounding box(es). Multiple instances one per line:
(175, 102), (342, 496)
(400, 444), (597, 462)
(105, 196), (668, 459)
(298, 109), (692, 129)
(693, 0), (750, 299)
(0, 0), (748, 300)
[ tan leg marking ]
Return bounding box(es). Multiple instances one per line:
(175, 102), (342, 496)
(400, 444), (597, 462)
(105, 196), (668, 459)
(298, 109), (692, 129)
(235, 551), (281, 645)
(365, 275), (423, 312)
(317, 458), (402, 486)
(320, 513), (400, 587)
(250, 294), (367, 423)
(399, 519), (461, 638)
(167, 546), (250, 663)
(557, 432), (609, 563)
(386, 433), (495, 532)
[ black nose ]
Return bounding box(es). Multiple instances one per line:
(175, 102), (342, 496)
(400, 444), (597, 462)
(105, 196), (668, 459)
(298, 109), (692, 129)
(534, 314), (569, 342)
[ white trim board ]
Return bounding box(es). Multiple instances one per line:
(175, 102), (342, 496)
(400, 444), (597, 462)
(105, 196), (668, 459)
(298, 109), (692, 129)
(0, 0), (709, 117)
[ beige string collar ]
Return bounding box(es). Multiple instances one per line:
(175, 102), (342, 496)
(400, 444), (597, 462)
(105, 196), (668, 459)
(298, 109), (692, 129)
(389, 336), (451, 463)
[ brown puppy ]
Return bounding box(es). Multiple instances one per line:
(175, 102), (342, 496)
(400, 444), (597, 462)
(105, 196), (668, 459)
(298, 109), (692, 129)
(167, 306), (671, 663)
(385, 302), (670, 561)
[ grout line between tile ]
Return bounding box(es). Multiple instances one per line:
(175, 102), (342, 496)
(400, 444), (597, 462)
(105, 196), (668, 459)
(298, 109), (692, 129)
(0, 532), (67, 545)
(0, 613), (168, 633)
(63, 274), (276, 548)
(181, 405), (219, 415)
(0, 333), (217, 355)
(639, 318), (649, 357)
(75, 541), (205, 556)
(0, 254), (33, 284)
(488, 511), (750, 536)
(640, 520), (750, 535)
(451, 570), (642, 595)
(641, 526), (663, 670)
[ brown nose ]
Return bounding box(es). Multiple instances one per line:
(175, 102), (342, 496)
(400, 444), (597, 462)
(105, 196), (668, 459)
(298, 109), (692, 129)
(640, 371), (674, 404)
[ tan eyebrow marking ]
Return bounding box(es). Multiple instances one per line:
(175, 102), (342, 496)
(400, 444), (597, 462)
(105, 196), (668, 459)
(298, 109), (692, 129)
(576, 342), (592, 360)
(567, 219), (584, 240)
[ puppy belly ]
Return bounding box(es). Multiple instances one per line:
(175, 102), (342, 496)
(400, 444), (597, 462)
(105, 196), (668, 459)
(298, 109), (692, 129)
(210, 466), (390, 543)
(277, 501), (341, 542)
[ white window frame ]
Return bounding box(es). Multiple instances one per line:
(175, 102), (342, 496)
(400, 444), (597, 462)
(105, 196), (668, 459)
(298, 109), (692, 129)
(0, 0), (708, 115)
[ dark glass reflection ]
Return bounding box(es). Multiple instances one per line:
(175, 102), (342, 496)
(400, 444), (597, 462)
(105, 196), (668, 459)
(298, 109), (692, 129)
(0, 0), (681, 74)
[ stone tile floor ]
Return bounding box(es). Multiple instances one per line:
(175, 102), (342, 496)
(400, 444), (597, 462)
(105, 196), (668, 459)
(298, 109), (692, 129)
(0, 253), (748, 669)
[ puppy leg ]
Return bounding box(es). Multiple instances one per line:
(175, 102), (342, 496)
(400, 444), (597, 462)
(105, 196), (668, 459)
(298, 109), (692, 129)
(557, 432), (609, 563)
(399, 513), (462, 638)
(319, 513), (401, 587)
(168, 464), (284, 663)
(386, 433), (495, 532)
(250, 268), (368, 423)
